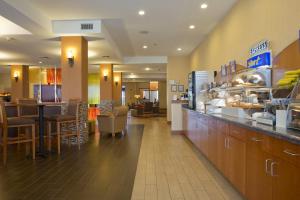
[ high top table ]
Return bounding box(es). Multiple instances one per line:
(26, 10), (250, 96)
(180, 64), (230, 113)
(37, 102), (66, 157)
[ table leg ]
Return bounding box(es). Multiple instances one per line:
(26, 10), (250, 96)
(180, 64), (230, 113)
(38, 105), (46, 157)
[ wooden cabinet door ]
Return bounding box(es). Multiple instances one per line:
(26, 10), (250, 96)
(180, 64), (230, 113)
(208, 118), (218, 165)
(182, 109), (187, 133)
(246, 151), (273, 200)
(216, 120), (229, 176)
(272, 158), (300, 200)
(227, 136), (246, 195)
(199, 117), (209, 156)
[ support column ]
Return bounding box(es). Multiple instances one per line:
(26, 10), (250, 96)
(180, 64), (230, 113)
(113, 72), (122, 103)
(61, 36), (88, 102)
(99, 64), (113, 101)
(10, 65), (29, 102)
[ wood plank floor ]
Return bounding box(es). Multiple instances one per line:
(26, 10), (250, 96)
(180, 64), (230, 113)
(0, 124), (144, 200)
(130, 117), (244, 200)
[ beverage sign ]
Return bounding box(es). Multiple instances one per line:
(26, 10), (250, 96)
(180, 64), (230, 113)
(250, 40), (270, 56)
(247, 52), (271, 68)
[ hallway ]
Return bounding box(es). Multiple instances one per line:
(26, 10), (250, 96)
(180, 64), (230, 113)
(130, 117), (244, 200)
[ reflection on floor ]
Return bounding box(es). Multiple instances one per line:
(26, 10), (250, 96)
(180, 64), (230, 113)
(0, 124), (144, 200)
(130, 117), (244, 200)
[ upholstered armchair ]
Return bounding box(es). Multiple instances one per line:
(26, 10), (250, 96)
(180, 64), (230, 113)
(97, 106), (128, 137)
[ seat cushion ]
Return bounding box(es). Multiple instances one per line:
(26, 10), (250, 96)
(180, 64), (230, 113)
(8, 117), (35, 126)
(45, 114), (76, 122)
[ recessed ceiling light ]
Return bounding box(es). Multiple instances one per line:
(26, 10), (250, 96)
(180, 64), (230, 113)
(189, 25), (195, 29)
(201, 3), (208, 9)
(145, 67), (151, 71)
(143, 45), (148, 49)
(177, 48), (182, 51)
(39, 61), (43, 64)
(138, 10), (145, 16)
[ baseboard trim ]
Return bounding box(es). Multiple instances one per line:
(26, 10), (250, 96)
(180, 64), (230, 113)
(171, 130), (185, 135)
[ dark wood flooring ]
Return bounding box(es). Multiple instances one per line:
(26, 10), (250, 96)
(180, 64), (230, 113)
(0, 124), (144, 200)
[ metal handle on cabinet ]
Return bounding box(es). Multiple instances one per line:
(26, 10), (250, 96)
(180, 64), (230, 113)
(227, 138), (230, 149)
(283, 149), (300, 157)
(265, 159), (272, 174)
(271, 162), (278, 177)
(251, 137), (263, 142)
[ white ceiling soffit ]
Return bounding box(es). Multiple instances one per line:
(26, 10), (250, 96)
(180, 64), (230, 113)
(1, 0), (51, 34)
(52, 19), (102, 35)
(123, 73), (166, 79)
(123, 56), (167, 64)
(0, 16), (31, 35)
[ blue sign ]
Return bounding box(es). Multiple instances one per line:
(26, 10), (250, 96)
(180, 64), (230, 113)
(247, 52), (271, 68)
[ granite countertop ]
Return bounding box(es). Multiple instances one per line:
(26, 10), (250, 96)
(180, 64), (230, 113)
(182, 107), (300, 145)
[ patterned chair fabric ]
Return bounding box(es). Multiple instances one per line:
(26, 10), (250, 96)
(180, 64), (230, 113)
(97, 106), (128, 137)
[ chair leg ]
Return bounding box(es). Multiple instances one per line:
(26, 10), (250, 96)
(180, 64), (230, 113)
(17, 127), (20, 151)
(32, 125), (36, 160)
(77, 129), (81, 150)
(3, 130), (7, 166)
(57, 122), (61, 155)
(25, 127), (30, 156)
(112, 132), (115, 137)
(47, 122), (52, 152)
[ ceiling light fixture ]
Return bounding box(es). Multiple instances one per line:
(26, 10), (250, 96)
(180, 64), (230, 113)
(39, 61), (43, 64)
(138, 10), (145, 16)
(145, 68), (151, 71)
(177, 48), (182, 51)
(189, 25), (195, 29)
(201, 3), (208, 9)
(143, 45), (148, 49)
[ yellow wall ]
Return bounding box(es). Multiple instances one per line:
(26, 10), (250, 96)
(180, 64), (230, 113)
(190, 0), (300, 71)
(167, 56), (190, 121)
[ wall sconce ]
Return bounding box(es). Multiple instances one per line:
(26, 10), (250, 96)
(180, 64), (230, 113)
(103, 70), (108, 81)
(67, 50), (74, 66)
(13, 71), (19, 82)
(114, 77), (120, 86)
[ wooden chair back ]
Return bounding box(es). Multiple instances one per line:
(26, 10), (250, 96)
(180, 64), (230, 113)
(0, 102), (8, 130)
(17, 98), (38, 117)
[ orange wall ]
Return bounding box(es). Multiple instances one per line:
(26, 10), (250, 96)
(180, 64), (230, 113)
(113, 72), (122, 102)
(61, 36), (88, 102)
(99, 64), (113, 101)
(10, 65), (29, 102)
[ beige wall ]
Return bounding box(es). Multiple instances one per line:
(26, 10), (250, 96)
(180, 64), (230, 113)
(167, 56), (190, 121)
(190, 0), (300, 71)
(0, 72), (11, 93)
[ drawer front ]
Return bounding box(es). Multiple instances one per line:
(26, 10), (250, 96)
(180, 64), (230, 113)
(229, 124), (247, 142)
(272, 138), (300, 167)
(246, 130), (272, 155)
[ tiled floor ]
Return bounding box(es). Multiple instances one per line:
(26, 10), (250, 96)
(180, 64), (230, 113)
(130, 117), (244, 200)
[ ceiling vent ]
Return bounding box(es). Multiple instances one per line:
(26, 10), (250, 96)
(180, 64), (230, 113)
(52, 19), (101, 34)
(81, 23), (93, 30)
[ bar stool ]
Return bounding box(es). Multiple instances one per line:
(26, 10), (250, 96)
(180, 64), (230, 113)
(46, 100), (81, 155)
(0, 102), (36, 165)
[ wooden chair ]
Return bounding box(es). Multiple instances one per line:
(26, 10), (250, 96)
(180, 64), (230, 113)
(0, 102), (36, 165)
(46, 100), (80, 155)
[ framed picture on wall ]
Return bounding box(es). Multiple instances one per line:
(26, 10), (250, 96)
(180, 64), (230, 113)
(171, 85), (177, 92)
(178, 85), (184, 92)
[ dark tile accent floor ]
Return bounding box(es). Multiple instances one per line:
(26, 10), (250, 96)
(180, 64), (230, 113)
(0, 124), (144, 200)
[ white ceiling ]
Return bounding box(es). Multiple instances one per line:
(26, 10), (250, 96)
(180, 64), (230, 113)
(0, 0), (237, 76)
